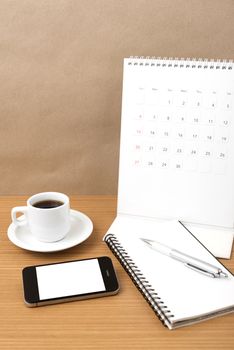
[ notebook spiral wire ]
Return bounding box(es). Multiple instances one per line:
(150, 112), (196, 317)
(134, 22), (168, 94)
(128, 56), (233, 70)
(105, 233), (174, 327)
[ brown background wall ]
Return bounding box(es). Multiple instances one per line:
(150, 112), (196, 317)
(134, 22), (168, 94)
(0, 0), (233, 195)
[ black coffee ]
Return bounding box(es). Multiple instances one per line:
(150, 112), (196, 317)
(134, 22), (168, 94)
(33, 200), (64, 209)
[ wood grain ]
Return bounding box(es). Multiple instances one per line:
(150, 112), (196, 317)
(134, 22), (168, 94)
(0, 196), (234, 350)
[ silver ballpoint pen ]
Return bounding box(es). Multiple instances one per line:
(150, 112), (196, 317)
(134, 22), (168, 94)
(140, 238), (228, 278)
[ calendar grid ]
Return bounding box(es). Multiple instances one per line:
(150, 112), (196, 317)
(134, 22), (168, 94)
(130, 87), (231, 175)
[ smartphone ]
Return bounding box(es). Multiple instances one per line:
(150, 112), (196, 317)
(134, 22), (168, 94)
(22, 256), (119, 307)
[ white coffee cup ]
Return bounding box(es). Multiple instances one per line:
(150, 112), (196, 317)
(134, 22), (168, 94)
(11, 192), (71, 242)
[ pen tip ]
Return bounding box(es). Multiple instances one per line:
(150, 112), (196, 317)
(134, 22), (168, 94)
(220, 271), (228, 278)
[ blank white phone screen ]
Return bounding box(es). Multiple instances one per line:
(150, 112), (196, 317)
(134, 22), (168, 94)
(36, 259), (106, 300)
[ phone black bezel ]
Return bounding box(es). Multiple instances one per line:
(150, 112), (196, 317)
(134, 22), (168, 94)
(22, 256), (119, 305)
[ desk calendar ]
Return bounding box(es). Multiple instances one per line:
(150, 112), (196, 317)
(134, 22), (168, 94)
(116, 57), (234, 257)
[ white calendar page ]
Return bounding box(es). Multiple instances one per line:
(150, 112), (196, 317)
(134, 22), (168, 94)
(117, 58), (234, 229)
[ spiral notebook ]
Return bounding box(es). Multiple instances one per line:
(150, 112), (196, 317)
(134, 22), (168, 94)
(117, 57), (234, 258)
(104, 216), (234, 329)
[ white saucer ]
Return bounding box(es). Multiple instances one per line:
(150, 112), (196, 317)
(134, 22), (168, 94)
(7, 209), (93, 253)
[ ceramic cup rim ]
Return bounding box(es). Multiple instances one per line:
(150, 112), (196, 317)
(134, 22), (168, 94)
(27, 192), (69, 210)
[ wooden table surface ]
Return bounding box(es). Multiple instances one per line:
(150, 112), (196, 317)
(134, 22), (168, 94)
(0, 195), (234, 350)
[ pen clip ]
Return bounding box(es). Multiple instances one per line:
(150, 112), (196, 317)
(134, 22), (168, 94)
(185, 263), (217, 278)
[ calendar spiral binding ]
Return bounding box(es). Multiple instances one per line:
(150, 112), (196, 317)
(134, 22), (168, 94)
(105, 233), (174, 328)
(127, 56), (233, 70)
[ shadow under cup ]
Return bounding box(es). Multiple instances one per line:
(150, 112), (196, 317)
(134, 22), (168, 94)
(27, 192), (71, 243)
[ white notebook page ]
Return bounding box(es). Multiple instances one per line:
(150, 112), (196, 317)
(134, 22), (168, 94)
(107, 215), (234, 324)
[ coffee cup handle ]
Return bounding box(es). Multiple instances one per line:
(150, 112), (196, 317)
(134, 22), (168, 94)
(11, 206), (28, 227)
